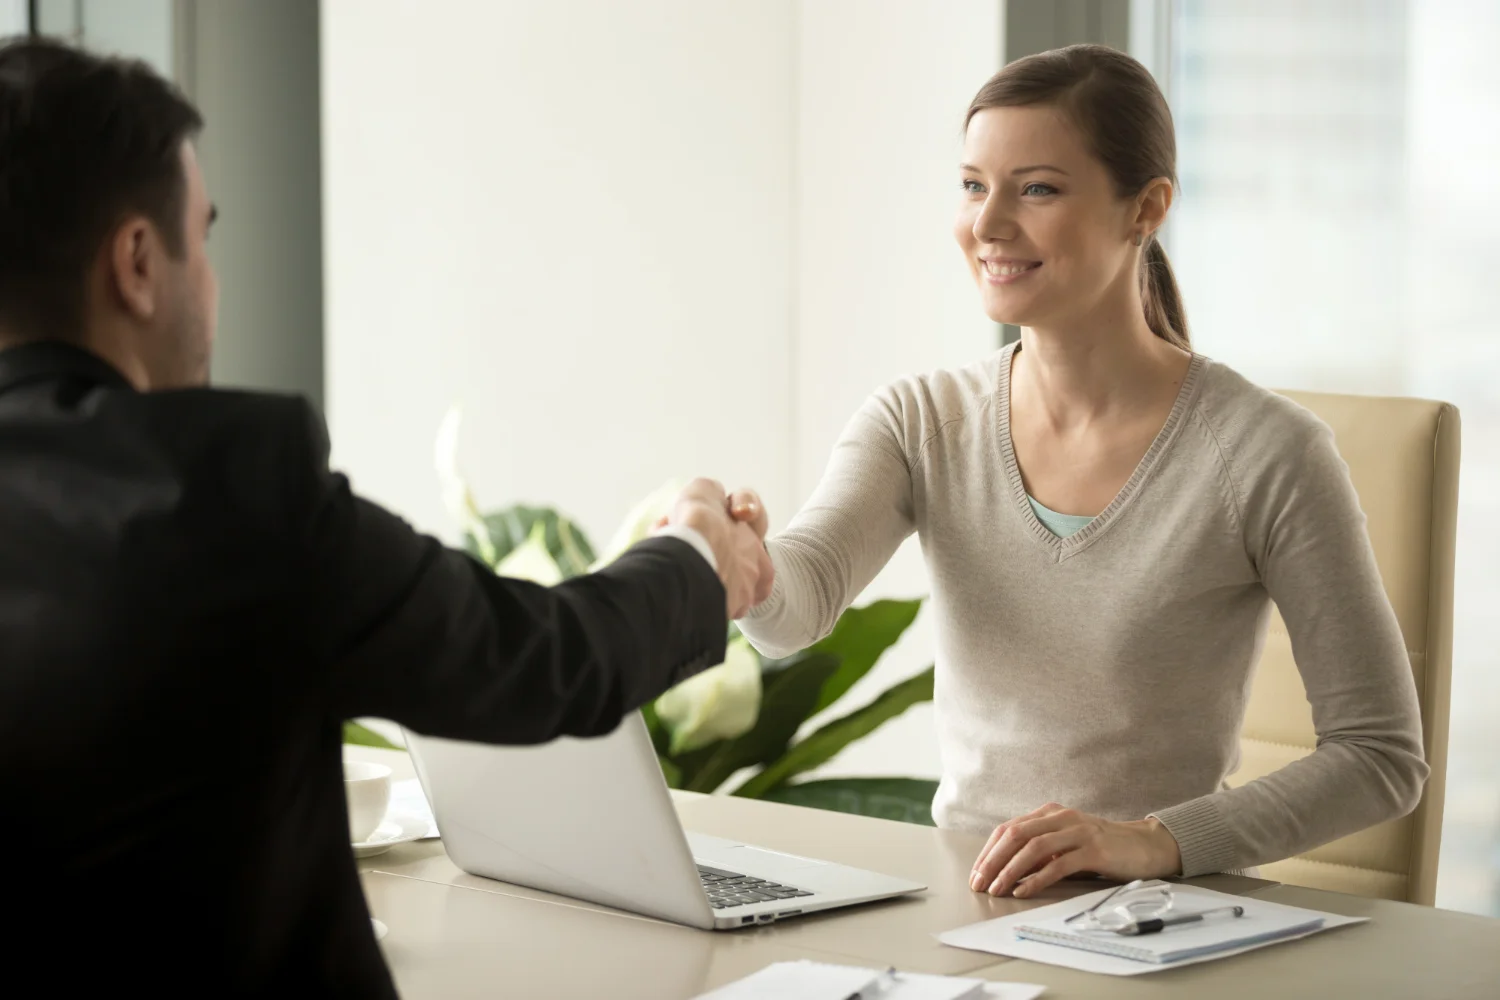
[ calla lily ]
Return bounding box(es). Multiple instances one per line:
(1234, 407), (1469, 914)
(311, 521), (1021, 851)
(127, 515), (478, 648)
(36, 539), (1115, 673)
(590, 479), (687, 570)
(494, 521), (565, 585)
(434, 404), (496, 565)
(654, 636), (762, 755)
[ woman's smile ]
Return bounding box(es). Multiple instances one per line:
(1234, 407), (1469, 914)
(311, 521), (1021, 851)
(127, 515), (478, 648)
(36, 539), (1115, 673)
(980, 257), (1043, 283)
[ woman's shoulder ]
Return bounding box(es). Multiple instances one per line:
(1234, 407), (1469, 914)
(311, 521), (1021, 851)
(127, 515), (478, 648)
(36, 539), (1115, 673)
(873, 351), (1006, 424)
(1193, 354), (1334, 458)
(854, 353), (1005, 461)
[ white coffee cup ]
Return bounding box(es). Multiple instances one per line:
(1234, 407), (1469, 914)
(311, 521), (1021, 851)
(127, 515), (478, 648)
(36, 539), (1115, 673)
(344, 761), (392, 844)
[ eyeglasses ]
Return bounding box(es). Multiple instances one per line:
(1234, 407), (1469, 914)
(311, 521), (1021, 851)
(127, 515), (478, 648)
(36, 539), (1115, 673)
(1063, 879), (1175, 933)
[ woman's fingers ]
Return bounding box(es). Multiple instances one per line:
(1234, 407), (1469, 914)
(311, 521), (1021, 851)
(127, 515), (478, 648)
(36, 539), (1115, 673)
(973, 828), (1021, 890)
(727, 488), (769, 539)
(969, 805), (1080, 893)
(1014, 850), (1092, 898)
(972, 824), (1010, 880)
(973, 812), (1067, 891)
(989, 829), (1080, 896)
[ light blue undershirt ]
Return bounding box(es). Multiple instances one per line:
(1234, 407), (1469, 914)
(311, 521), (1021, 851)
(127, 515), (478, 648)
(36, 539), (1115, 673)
(1026, 495), (1096, 538)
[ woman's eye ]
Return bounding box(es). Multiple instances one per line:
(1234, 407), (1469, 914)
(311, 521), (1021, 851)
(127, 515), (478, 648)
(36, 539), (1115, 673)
(1022, 182), (1057, 197)
(961, 179), (985, 194)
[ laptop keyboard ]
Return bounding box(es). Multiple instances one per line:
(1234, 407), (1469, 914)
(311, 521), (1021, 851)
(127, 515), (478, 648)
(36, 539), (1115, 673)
(697, 864), (815, 910)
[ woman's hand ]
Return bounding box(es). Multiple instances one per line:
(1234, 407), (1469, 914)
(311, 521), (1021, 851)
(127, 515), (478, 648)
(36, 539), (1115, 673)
(726, 487), (769, 541)
(968, 802), (1183, 898)
(655, 486), (774, 613)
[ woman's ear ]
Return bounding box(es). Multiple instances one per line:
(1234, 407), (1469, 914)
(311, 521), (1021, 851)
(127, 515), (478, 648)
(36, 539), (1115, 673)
(1135, 177), (1175, 238)
(106, 216), (160, 322)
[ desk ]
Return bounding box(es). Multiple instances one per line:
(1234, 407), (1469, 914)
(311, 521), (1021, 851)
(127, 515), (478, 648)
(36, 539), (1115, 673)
(346, 747), (1500, 998)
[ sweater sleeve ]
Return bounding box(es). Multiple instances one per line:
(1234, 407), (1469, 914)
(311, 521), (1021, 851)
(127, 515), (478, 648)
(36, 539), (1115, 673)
(1151, 422), (1429, 875)
(737, 388), (918, 658)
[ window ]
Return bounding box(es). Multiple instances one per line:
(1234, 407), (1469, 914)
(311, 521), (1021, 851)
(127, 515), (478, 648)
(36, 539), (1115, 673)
(1165, 0), (1500, 914)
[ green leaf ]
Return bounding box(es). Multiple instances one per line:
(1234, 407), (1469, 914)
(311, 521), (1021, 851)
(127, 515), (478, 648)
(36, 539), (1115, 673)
(657, 755), (683, 789)
(668, 651), (840, 793)
(808, 598), (923, 715)
(555, 517), (596, 577)
(640, 704), (670, 757)
(760, 777), (938, 826)
(732, 666), (934, 798)
(343, 720), (403, 750)
(468, 505), (597, 578)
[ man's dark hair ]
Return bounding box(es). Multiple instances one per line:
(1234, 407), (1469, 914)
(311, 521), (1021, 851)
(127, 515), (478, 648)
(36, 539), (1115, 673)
(0, 36), (203, 342)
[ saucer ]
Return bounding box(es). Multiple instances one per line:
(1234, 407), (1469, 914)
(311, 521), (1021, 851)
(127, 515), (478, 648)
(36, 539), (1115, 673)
(352, 811), (428, 858)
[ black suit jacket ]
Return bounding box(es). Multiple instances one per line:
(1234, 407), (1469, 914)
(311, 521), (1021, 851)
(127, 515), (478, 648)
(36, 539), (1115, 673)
(0, 342), (727, 996)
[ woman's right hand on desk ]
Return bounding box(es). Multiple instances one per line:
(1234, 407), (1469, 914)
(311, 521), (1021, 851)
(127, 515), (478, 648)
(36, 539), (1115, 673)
(970, 802), (1183, 898)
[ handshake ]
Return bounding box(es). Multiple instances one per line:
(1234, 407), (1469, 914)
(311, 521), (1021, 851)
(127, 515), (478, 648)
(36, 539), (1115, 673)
(658, 479), (774, 620)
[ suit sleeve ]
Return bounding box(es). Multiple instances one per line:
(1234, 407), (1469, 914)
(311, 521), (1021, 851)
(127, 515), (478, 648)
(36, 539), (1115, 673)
(292, 407), (728, 743)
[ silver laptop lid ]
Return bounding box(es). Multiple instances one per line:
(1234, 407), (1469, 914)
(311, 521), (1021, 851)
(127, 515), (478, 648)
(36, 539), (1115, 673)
(405, 713), (715, 929)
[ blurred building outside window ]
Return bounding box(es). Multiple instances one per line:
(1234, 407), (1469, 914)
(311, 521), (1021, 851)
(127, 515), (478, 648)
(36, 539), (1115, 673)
(1161, 0), (1500, 915)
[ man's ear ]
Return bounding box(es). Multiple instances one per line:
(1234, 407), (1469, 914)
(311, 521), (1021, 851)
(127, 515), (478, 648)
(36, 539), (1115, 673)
(107, 217), (159, 322)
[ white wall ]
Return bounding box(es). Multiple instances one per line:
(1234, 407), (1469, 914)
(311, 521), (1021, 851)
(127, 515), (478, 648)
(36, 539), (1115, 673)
(789, 1), (1002, 779)
(322, 0), (796, 548)
(323, 0), (1003, 781)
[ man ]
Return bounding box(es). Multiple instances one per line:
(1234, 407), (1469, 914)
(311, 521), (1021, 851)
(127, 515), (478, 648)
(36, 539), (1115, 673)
(0, 38), (771, 994)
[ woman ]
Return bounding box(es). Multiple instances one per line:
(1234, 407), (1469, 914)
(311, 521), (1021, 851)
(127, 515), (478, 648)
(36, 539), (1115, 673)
(731, 45), (1427, 898)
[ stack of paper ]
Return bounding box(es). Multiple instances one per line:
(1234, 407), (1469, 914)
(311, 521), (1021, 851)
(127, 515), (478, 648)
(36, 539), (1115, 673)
(693, 961), (1044, 999)
(939, 882), (1366, 976)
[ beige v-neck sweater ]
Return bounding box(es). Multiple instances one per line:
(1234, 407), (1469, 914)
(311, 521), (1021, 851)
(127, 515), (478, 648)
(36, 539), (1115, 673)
(740, 343), (1427, 877)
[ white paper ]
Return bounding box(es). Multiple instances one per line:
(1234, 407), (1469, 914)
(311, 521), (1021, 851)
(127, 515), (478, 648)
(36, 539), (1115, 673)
(693, 962), (1045, 1000)
(692, 961), (878, 999)
(938, 883), (1367, 977)
(388, 778), (440, 839)
(980, 986), (1047, 1000)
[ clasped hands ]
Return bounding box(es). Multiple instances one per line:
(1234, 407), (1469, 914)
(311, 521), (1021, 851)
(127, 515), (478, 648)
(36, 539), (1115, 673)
(659, 479), (773, 620)
(969, 802), (1184, 898)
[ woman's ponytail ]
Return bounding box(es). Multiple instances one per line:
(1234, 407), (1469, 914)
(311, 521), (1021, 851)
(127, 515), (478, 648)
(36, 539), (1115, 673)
(1141, 238), (1190, 350)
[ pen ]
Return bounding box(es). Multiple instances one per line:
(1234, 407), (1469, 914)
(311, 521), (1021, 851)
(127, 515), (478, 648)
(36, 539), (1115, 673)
(1117, 904), (1245, 935)
(846, 966), (901, 999)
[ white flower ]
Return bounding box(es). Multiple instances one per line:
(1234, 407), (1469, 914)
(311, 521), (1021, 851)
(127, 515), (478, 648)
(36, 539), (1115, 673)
(590, 479), (687, 570)
(434, 404), (496, 565)
(494, 521), (564, 585)
(655, 636), (762, 755)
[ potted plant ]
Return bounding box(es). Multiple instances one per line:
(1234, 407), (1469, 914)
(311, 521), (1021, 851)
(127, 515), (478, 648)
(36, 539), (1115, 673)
(345, 410), (941, 826)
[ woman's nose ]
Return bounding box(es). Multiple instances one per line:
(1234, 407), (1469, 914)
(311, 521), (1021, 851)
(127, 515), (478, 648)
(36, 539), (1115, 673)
(973, 195), (1016, 243)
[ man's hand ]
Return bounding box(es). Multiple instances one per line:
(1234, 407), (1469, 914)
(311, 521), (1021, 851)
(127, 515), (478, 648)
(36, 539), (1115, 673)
(664, 479), (774, 620)
(969, 803), (1183, 898)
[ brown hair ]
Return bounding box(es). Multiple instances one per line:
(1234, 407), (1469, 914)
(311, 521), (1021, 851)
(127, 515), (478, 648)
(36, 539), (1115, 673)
(0, 38), (203, 343)
(966, 44), (1189, 349)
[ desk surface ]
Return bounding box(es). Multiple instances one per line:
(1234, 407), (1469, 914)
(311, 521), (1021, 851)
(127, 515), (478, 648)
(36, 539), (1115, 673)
(347, 746), (1500, 999)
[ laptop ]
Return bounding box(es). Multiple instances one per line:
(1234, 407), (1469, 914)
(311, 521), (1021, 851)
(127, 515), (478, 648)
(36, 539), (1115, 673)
(404, 713), (926, 930)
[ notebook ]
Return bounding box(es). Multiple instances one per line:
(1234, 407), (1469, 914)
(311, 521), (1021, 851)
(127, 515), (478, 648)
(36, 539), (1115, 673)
(938, 882), (1368, 977)
(1011, 890), (1323, 964)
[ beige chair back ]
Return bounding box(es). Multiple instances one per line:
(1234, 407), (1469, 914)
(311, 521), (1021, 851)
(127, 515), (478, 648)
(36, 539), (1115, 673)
(1231, 390), (1459, 904)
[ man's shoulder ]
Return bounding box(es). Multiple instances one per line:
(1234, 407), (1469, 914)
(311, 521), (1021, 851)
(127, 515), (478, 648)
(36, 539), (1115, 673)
(126, 386), (329, 467)
(137, 385), (322, 431)
(105, 387), (334, 529)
